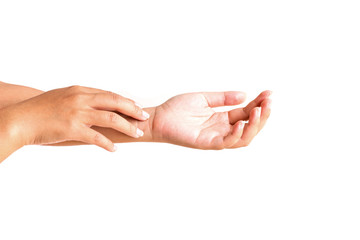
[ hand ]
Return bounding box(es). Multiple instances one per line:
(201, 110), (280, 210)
(2, 85), (149, 152)
(151, 90), (272, 149)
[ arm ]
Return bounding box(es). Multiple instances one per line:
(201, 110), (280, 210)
(0, 84), (151, 162)
(0, 82), (153, 146)
(53, 90), (273, 150)
(1, 82), (272, 163)
(0, 81), (44, 109)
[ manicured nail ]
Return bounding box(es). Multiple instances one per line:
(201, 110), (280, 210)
(142, 110), (150, 119)
(136, 128), (144, 137)
(112, 145), (117, 152)
(238, 121), (245, 130)
(256, 108), (261, 118)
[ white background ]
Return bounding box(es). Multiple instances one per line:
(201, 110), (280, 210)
(0, 0), (359, 239)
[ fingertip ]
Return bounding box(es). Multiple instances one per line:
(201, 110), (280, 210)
(256, 90), (271, 100)
(235, 121), (245, 139)
(103, 140), (116, 152)
(136, 128), (144, 138)
(266, 98), (272, 109)
(256, 107), (261, 118)
(111, 144), (117, 152)
(260, 97), (271, 107)
(225, 91), (247, 105)
(250, 107), (261, 120)
(235, 120), (245, 132)
(142, 110), (150, 120)
(266, 90), (273, 96)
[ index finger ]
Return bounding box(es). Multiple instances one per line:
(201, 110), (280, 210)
(89, 92), (149, 121)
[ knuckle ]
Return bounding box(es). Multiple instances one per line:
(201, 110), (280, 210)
(109, 92), (122, 104)
(68, 85), (82, 92)
(66, 119), (78, 132)
(93, 133), (103, 145)
(107, 112), (119, 123)
(68, 108), (80, 118)
(69, 93), (86, 106)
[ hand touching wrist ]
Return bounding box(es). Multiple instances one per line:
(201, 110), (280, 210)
(105, 107), (156, 143)
(4, 85), (150, 152)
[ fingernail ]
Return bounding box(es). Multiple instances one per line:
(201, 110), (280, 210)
(136, 128), (144, 137)
(256, 108), (261, 118)
(112, 145), (117, 152)
(142, 110), (150, 119)
(268, 99), (272, 108)
(135, 102), (143, 108)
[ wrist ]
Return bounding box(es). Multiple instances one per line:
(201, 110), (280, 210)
(137, 107), (156, 142)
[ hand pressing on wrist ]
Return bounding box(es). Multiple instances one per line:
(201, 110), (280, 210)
(2, 85), (149, 152)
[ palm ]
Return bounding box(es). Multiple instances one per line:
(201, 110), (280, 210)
(151, 90), (272, 150)
(152, 93), (233, 149)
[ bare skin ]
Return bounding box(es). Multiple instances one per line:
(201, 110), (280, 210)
(0, 82), (272, 162)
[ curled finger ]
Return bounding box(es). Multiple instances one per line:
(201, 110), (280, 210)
(223, 121), (245, 148)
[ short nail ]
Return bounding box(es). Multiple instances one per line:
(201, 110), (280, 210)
(256, 108), (261, 118)
(112, 145), (117, 152)
(136, 128), (144, 137)
(142, 110), (150, 119)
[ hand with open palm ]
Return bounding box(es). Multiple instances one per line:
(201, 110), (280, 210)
(151, 90), (272, 150)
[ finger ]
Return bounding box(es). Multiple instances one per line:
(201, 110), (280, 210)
(78, 126), (116, 152)
(68, 86), (148, 121)
(90, 92), (149, 121)
(88, 110), (143, 138)
(202, 91), (246, 108)
(223, 121), (245, 148)
(232, 107), (261, 148)
(258, 98), (272, 132)
(241, 107), (261, 145)
(228, 90), (272, 124)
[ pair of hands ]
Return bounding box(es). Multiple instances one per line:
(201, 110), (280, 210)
(1, 85), (271, 153)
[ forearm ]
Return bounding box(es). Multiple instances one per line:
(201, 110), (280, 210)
(0, 109), (24, 163)
(0, 138), (19, 163)
(0, 82), (44, 109)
